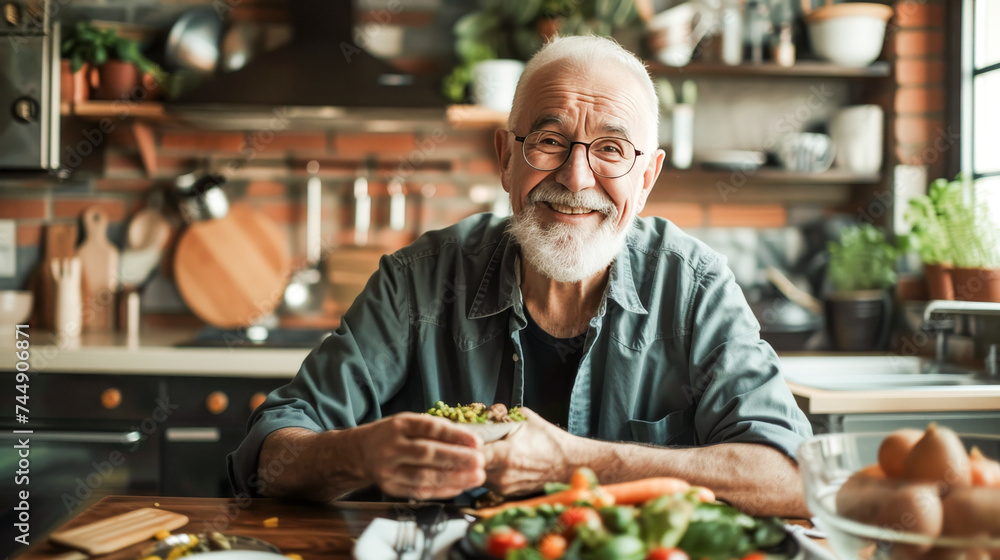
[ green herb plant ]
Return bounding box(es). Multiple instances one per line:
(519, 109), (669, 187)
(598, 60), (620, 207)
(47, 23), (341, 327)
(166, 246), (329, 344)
(827, 224), (900, 292)
(905, 175), (1000, 269)
(443, 0), (639, 103)
(905, 177), (955, 266)
(62, 22), (164, 80)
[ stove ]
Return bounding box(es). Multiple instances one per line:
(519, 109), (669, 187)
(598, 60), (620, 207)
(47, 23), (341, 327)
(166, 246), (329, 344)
(175, 326), (333, 349)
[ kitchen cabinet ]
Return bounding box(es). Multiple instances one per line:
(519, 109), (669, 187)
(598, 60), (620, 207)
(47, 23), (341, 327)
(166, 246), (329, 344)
(0, 370), (289, 543)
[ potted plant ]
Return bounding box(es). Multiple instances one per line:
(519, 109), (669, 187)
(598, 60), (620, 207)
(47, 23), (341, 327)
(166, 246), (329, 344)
(825, 224), (900, 351)
(61, 22), (165, 101)
(443, 0), (640, 104)
(905, 177), (956, 300)
(935, 175), (1000, 302)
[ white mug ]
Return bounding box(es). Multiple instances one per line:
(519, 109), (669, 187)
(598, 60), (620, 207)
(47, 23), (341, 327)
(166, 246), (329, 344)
(829, 105), (884, 174)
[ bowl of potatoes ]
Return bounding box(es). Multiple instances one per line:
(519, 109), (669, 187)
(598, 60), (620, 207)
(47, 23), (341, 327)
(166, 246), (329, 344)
(798, 426), (1000, 560)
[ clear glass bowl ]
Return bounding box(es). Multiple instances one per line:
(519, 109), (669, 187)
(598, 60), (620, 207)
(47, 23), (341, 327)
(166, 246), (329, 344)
(798, 432), (1000, 560)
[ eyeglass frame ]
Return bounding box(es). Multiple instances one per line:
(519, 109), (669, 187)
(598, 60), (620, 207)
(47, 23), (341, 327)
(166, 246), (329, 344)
(510, 130), (646, 179)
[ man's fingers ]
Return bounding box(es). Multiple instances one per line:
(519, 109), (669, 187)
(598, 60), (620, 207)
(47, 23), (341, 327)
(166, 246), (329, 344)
(393, 437), (485, 471)
(396, 413), (481, 448)
(384, 464), (485, 499)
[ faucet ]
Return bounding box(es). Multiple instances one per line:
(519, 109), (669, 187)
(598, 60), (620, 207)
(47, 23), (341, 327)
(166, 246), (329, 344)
(923, 301), (1000, 371)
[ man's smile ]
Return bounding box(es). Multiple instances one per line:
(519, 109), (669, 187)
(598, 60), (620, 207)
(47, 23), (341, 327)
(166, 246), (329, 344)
(545, 201), (599, 215)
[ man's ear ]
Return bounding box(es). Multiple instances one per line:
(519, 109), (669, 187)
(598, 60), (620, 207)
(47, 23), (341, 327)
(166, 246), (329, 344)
(637, 148), (666, 210)
(495, 128), (512, 193)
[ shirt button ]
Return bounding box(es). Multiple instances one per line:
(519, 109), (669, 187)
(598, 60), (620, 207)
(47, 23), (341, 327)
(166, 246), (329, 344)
(512, 354), (519, 362)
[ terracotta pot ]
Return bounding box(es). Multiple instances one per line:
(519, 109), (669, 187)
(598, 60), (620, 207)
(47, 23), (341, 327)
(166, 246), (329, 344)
(90, 60), (141, 100)
(60, 60), (90, 103)
(951, 267), (1000, 302)
(536, 17), (561, 42)
(923, 262), (954, 301)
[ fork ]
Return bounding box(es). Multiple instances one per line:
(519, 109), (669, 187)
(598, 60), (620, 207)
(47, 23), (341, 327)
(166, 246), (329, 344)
(418, 506), (448, 560)
(393, 513), (416, 560)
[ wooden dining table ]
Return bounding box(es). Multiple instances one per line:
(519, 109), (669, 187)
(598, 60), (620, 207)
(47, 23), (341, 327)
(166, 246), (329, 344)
(19, 496), (828, 560)
(18, 495), (416, 560)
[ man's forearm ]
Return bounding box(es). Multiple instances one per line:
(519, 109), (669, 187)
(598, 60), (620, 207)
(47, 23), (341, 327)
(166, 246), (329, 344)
(573, 439), (809, 518)
(255, 426), (371, 502)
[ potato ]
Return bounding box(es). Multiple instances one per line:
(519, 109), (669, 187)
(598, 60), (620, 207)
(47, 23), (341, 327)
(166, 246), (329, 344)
(969, 447), (1000, 488)
(941, 486), (1000, 538)
(903, 423), (972, 491)
(879, 428), (925, 479)
(876, 483), (944, 559)
(836, 471), (904, 524)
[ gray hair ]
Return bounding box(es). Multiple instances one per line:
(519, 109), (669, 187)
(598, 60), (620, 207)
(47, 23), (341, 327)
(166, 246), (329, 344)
(507, 35), (659, 151)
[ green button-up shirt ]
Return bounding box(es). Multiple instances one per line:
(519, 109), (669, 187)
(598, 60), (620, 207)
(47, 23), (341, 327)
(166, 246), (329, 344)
(228, 213), (811, 497)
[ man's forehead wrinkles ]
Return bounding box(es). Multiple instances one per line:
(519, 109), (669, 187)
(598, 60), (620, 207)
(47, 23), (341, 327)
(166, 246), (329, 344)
(528, 113), (633, 140)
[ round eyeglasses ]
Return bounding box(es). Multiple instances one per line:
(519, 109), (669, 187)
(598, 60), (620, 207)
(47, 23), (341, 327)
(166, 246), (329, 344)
(512, 130), (644, 179)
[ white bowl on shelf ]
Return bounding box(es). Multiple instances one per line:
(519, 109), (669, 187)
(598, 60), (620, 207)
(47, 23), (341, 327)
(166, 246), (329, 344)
(805, 3), (894, 68)
(0, 291), (32, 331)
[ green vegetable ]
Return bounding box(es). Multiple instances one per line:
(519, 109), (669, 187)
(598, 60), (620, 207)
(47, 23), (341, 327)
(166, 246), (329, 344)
(598, 505), (638, 536)
(640, 494), (695, 549)
(425, 401), (525, 423)
(511, 515), (549, 543)
(582, 534), (645, 560)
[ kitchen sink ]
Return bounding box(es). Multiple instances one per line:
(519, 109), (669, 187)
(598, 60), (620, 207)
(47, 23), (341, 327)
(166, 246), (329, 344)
(780, 356), (1000, 390)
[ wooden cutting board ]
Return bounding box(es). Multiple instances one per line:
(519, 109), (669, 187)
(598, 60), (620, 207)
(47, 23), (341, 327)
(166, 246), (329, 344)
(35, 222), (78, 329)
(174, 204), (291, 328)
(49, 507), (189, 555)
(76, 206), (119, 331)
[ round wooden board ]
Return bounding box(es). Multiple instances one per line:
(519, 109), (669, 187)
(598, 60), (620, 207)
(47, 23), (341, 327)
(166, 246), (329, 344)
(174, 204), (291, 328)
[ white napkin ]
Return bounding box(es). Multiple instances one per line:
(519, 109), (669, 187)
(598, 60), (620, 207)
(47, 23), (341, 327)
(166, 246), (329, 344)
(353, 517), (471, 560)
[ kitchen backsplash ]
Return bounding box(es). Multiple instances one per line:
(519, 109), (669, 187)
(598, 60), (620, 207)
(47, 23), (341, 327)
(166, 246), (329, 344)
(0, 0), (950, 327)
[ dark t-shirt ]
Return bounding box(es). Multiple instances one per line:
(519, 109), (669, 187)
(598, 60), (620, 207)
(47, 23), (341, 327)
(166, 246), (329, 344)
(521, 307), (586, 427)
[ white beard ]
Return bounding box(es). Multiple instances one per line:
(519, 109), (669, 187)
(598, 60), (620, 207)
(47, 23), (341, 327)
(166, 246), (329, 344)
(508, 182), (629, 283)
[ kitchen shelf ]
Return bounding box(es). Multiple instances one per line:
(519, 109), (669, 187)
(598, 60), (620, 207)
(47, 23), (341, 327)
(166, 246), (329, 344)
(658, 166), (881, 185)
(446, 105), (509, 129)
(61, 100), (173, 120)
(646, 60), (892, 78)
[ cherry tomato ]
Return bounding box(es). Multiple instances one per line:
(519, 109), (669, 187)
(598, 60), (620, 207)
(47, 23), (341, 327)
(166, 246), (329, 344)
(741, 553), (767, 560)
(485, 528), (527, 558)
(570, 467), (599, 490)
(646, 547), (690, 560)
(537, 533), (568, 559)
(557, 506), (602, 536)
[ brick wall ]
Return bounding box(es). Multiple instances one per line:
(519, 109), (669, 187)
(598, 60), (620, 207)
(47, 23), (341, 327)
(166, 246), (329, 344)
(0, 0), (956, 327)
(891, 0), (951, 181)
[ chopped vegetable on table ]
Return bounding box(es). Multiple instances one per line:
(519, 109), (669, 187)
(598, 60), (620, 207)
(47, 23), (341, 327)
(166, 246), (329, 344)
(469, 468), (788, 560)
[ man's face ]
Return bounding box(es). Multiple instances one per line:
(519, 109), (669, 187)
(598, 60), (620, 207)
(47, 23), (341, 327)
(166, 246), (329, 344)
(496, 63), (665, 282)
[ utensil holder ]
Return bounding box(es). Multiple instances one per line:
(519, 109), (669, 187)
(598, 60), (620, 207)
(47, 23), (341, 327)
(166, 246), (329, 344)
(52, 257), (83, 345)
(671, 104), (694, 169)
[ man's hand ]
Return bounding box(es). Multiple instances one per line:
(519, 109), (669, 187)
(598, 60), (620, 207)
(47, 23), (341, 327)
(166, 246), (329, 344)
(358, 412), (487, 500)
(481, 407), (581, 496)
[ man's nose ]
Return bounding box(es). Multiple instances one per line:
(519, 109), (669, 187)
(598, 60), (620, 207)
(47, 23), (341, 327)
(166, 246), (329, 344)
(555, 144), (597, 192)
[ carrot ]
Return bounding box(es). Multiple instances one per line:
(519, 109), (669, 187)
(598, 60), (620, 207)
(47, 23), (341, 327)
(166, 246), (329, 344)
(600, 477), (696, 505)
(475, 488), (593, 519)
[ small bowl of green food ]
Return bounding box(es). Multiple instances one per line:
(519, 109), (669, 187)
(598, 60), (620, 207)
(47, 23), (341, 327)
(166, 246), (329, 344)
(426, 401), (526, 442)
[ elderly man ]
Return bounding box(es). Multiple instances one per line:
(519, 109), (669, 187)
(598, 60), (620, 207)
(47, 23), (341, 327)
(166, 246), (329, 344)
(229, 35), (812, 517)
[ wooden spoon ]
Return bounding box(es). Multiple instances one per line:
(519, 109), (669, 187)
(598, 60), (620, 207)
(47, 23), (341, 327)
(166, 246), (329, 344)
(127, 207), (171, 251)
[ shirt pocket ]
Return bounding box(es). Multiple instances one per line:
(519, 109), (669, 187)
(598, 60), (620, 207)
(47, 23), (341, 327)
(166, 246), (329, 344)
(627, 407), (696, 446)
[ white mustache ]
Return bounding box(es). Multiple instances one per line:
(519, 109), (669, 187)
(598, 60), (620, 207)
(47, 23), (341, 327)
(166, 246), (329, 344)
(527, 182), (617, 216)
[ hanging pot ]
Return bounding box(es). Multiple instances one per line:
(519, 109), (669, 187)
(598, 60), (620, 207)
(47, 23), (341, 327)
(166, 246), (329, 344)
(172, 171), (230, 223)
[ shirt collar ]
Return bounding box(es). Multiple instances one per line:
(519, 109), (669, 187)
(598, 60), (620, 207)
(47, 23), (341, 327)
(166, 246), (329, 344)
(467, 218), (649, 319)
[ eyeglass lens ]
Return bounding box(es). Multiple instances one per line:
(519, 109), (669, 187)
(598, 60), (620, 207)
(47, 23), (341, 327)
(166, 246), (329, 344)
(521, 130), (637, 178)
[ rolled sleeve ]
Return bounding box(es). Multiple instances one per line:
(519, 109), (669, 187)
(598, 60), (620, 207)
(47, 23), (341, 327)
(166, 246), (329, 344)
(687, 253), (812, 460)
(227, 254), (411, 497)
